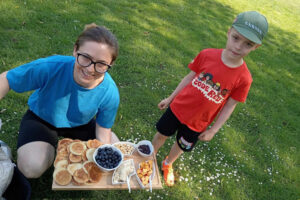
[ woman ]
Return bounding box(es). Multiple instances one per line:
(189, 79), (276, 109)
(0, 23), (120, 178)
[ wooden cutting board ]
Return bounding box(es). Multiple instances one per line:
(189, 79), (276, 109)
(52, 151), (162, 190)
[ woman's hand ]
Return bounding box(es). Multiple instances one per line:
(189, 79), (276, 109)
(198, 129), (217, 142)
(158, 98), (171, 110)
(0, 72), (10, 100)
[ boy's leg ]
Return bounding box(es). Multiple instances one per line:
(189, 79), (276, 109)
(162, 125), (201, 186)
(161, 141), (183, 187)
(153, 107), (182, 186)
(17, 141), (55, 178)
(165, 142), (184, 165)
(153, 107), (180, 154)
(152, 132), (168, 154)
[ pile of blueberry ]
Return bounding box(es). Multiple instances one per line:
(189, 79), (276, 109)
(138, 144), (151, 155)
(95, 147), (122, 169)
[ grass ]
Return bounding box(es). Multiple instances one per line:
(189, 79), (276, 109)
(0, 0), (299, 199)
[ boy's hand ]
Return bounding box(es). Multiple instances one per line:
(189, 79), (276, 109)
(198, 129), (216, 142)
(158, 98), (171, 110)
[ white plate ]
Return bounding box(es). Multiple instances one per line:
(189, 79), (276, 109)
(136, 140), (154, 157)
(93, 144), (124, 172)
(113, 142), (136, 156)
(135, 160), (155, 189)
(112, 159), (136, 185)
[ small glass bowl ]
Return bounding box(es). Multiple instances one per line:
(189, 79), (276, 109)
(136, 140), (154, 157)
(93, 144), (124, 172)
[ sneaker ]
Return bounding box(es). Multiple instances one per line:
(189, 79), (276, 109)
(161, 157), (174, 186)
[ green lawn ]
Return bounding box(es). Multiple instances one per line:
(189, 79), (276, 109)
(0, 0), (299, 199)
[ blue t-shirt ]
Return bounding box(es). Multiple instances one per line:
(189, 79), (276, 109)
(6, 55), (120, 128)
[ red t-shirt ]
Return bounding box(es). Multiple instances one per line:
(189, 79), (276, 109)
(170, 48), (252, 132)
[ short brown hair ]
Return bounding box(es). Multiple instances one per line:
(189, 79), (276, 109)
(75, 23), (119, 64)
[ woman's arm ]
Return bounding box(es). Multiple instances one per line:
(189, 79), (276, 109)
(158, 71), (196, 110)
(0, 71), (10, 100)
(95, 123), (112, 144)
(198, 97), (238, 141)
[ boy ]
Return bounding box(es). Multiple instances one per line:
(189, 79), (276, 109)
(152, 11), (268, 186)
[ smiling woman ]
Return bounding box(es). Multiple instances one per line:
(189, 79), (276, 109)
(72, 24), (119, 89)
(0, 23), (120, 181)
(73, 41), (113, 89)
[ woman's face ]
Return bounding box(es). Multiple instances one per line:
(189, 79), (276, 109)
(73, 41), (113, 89)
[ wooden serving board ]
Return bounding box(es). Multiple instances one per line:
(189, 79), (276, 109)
(52, 151), (162, 190)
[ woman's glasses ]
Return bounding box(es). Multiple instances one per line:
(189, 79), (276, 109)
(77, 52), (111, 73)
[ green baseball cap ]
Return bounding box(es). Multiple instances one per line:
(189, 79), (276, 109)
(232, 11), (268, 44)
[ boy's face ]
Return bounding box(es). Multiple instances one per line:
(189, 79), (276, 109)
(225, 28), (260, 60)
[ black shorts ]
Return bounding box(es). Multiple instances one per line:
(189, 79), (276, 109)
(156, 107), (201, 152)
(17, 110), (96, 149)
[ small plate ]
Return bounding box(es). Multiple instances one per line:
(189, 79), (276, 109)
(136, 160), (155, 189)
(113, 142), (136, 156)
(136, 140), (154, 157)
(112, 159), (136, 184)
(93, 144), (124, 172)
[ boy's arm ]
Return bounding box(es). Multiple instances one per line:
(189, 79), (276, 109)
(0, 71), (10, 100)
(158, 71), (196, 110)
(198, 97), (238, 141)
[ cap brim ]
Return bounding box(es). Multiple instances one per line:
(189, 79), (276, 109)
(233, 25), (262, 44)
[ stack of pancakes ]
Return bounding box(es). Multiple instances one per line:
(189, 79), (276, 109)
(53, 138), (104, 186)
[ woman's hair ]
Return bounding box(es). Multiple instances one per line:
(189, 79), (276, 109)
(74, 23), (119, 64)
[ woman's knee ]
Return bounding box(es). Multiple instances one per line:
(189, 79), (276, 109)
(17, 156), (49, 178)
(17, 142), (55, 178)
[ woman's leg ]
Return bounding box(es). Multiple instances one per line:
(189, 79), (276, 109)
(17, 141), (55, 178)
(16, 110), (58, 178)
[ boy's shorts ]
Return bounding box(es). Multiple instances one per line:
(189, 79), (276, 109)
(17, 110), (96, 149)
(156, 107), (201, 152)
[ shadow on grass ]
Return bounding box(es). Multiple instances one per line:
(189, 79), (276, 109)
(0, 0), (299, 199)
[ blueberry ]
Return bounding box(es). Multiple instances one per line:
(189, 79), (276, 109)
(138, 144), (151, 154)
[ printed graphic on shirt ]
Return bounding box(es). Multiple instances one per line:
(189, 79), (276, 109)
(178, 136), (193, 150)
(192, 72), (229, 104)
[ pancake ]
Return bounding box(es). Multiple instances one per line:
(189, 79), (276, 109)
(54, 156), (68, 167)
(86, 148), (96, 162)
(67, 163), (83, 175)
(73, 168), (89, 184)
(82, 149), (88, 162)
(53, 168), (72, 186)
(86, 139), (103, 149)
(82, 161), (94, 174)
(72, 178), (85, 186)
(69, 142), (86, 156)
(57, 138), (73, 151)
(69, 153), (82, 163)
(83, 161), (102, 183)
(56, 147), (69, 158)
(58, 138), (73, 146)
(55, 159), (69, 169)
(67, 143), (71, 154)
